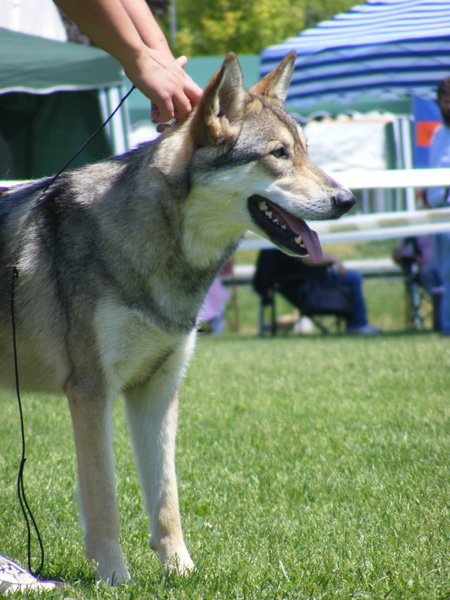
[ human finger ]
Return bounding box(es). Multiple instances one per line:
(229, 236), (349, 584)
(184, 81), (203, 107)
(180, 72), (203, 105)
(175, 55), (203, 103)
(172, 92), (192, 121)
(176, 55), (188, 68)
(151, 93), (175, 123)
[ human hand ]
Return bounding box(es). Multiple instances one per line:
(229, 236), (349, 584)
(124, 49), (202, 123)
(334, 260), (347, 275)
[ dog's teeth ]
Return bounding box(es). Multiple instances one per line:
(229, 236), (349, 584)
(262, 205), (284, 229)
(295, 235), (306, 248)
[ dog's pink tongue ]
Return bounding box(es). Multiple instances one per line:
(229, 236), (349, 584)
(283, 214), (323, 262)
(298, 222), (323, 262)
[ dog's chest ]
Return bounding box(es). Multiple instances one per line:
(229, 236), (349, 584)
(94, 298), (188, 391)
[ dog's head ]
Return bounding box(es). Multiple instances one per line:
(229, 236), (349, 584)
(178, 53), (355, 264)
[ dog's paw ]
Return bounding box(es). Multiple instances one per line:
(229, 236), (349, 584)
(150, 537), (194, 576)
(96, 562), (130, 586)
(163, 549), (195, 576)
(89, 550), (130, 586)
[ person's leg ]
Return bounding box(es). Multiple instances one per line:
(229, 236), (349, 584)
(418, 264), (443, 294)
(335, 269), (368, 328)
(433, 233), (450, 333)
(418, 264), (444, 331)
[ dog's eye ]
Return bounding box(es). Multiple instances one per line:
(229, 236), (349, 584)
(270, 147), (288, 159)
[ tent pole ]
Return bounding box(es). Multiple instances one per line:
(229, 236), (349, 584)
(399, 115), (415, 211)
(99, 87), (129, 156)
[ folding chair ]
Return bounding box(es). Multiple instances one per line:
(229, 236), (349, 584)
(401, 257), (442, 331)
(253, 249), (351, 336)
(394, 237), (443, 331)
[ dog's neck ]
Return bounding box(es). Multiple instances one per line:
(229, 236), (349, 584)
(150, 124), (245, 270)
(181, 186), (245, 269)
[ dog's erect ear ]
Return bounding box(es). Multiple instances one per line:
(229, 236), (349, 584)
(250, 51), (296, 103)
(192, 52), (246, 146)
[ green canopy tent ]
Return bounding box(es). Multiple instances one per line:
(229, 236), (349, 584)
(0, 27), (128, 179)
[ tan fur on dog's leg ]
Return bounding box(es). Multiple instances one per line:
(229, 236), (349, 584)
(67, 387), (130, 585)
(125, 388), (193, 573)
(124, 343), (194, 574)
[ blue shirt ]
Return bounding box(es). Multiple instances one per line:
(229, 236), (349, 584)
(428, 124), (450, 207)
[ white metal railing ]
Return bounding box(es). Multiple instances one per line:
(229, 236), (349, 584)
(334, 167), (450, 214)
(3, 168), (450, 245)
(334, 168), (450, 191)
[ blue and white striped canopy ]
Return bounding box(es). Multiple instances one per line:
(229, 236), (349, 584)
(261, 0), (450, 107)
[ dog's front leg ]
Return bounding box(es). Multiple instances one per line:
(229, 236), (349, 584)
(67, 388), (130, 585)
(125, 375), (194, 575)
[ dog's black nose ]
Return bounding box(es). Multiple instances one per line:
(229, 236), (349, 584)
(333, 189), (356, 214)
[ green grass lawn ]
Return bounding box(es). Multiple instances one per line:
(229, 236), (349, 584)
(0, 246), (449, 599)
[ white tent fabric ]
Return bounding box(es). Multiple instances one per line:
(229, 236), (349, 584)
(261, 0), (450, 107)
(304, 112), (396, 171)
(0, 0), (67, 42)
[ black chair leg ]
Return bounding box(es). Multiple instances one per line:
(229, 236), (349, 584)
(405, 277), (423, 330)
(270, 293), (277, 336)
(432, 291), (443, 332)
(308, 316), (330, 334)
(258, 293), (277, 337)
(258, 297), (265, 336)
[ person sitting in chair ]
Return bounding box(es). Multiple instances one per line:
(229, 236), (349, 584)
(253, 249), (381, 335)
(393, 235), (443, 331)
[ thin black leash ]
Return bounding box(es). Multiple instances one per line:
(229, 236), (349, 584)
(10, 265), (44, 577)
(40, 85), (135, 197)
(10, 84), (135, 578)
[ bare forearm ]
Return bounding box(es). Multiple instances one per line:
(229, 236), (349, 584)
(53, 0), (147, 67)
(118, 0), (171, 55)
(53, 0), (202, 122)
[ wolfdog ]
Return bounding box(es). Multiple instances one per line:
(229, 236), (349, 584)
(0, 53), (354, 584)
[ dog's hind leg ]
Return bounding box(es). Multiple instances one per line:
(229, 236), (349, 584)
(67, 385), (130, 585)
(124, 342), (195, 575)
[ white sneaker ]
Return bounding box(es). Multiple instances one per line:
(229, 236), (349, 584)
(293, 316), (314, 334)
(0, 555), (60, 594)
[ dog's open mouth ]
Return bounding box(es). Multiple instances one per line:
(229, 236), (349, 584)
(247, 195), (323, 262)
